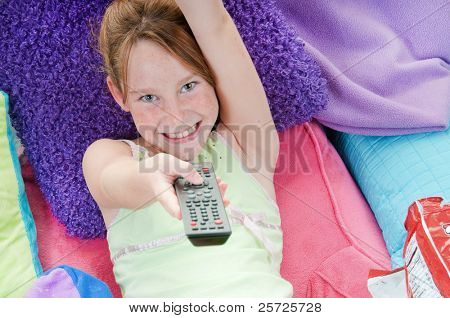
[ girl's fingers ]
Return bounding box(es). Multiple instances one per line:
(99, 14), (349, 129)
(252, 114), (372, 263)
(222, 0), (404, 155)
(158, 188), (182, 220)
(218, 182), (230, 206)
(153, 153), (203, 184)
(219, 182), (228, 197)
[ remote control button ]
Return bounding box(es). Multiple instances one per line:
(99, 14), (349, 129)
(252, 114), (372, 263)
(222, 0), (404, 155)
(203, 189), (211, 193)
(212, 202), (218, 206)
(187, 190), (194, 194)
(192, 228), (199, 231)
(202, 199), (209, 202)
(200, 227), (207, 230)
(188, 194), (195, 199)
(194, 199), (200, 203)
(187, 203), (192, 207)
(214, 219), (223, 225)
(186, 200), (192, 203)
(203, 181), (209, 186)
(200, 222), (206, 225)
(204, 193), (212, 198)
(218, 226), (224, 229)
(211, 198), (217, 202)
(208, 186), (213, 190)
(190, 221), (197, 226)
(209, 227), (216, 230)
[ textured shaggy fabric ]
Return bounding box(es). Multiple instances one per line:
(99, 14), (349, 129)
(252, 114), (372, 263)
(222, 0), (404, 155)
(0, 0), (328, 238)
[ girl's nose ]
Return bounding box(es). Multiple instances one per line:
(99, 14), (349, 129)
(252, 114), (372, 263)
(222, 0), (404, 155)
(162, 100), (187, 128)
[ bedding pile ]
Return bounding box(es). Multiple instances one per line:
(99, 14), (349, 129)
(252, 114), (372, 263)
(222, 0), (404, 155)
(0, 0), (328, 238)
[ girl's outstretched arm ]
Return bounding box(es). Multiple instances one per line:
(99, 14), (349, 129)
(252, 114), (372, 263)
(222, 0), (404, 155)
(175, 0), (279, 173)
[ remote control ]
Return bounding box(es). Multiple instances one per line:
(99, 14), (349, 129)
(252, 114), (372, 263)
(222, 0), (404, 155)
(174, 162), (232, 246)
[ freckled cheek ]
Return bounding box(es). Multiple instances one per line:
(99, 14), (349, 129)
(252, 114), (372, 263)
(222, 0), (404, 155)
(186, 91), (218, 117)
(132, 106), (160, 132)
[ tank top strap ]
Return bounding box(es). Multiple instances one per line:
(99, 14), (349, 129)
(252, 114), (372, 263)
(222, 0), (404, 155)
(117, 139), (150, 161)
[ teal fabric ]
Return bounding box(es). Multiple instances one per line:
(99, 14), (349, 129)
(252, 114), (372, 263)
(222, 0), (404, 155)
(0, 91), (42, 297)
(4, 92), (42, 276)
(329, 127), (450, 268)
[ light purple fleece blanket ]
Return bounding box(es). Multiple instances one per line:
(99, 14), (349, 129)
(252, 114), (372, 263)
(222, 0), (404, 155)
(275, 0), (450, 135)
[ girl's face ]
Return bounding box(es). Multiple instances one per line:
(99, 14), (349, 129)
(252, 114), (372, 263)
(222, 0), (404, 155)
(107, 39), (219, 161)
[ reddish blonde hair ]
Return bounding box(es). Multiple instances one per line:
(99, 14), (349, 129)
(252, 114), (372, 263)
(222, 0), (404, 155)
(98, 0), (215, 103)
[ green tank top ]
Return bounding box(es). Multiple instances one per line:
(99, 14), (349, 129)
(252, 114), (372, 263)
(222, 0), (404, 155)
(108, 130), (293, 297)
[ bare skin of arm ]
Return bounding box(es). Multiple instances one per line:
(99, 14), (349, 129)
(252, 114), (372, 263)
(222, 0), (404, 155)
(82, 138), (204, 221)
(175, 0), (280, 178)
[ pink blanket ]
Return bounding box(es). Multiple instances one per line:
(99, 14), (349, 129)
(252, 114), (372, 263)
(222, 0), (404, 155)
(276, 121), (390, 297)
(24, 120), (389, 297)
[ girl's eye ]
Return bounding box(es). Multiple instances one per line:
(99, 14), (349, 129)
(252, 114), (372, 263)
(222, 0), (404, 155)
(140, 95), (157, 103)
(180, 82), (197, 93)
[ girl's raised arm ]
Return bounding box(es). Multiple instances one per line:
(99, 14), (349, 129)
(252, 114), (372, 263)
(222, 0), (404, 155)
(175, 0), (279, 172)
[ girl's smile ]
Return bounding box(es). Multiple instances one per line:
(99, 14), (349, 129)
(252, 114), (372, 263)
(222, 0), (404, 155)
(161, 120), (202, 143)
(106, 39), (219, 161)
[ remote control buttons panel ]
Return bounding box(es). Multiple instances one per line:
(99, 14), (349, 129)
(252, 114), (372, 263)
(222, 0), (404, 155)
(174, 162), (232, 246)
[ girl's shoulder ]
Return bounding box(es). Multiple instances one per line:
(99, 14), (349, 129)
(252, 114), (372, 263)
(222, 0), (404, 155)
(126, 137), (160, 159)
(215, 122), (245, 160)
(215, 122), (277, 202)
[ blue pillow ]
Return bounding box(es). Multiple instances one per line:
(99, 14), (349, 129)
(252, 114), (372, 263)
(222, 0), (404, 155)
(329, 127), (450, 268)
(26, 265), (112, 298)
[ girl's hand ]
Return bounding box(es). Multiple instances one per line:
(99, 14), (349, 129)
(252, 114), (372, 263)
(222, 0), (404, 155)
(145, 153), (230, 220)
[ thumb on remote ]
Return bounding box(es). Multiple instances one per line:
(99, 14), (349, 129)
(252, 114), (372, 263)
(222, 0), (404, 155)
(181, 167), (203, 184)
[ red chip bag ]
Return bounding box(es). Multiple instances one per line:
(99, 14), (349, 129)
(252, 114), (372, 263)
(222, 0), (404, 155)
(368, 197), (450, 298)
(403, 197), (449, 297)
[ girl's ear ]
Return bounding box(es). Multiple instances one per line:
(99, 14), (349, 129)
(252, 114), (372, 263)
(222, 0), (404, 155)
(106, 76), (130, 112)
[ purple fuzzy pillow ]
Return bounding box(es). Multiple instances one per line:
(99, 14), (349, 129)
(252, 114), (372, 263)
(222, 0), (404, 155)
(0, 0), (328, 238)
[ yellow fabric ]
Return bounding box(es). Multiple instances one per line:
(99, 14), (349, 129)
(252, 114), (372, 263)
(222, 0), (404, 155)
(0, 91), (41, 297)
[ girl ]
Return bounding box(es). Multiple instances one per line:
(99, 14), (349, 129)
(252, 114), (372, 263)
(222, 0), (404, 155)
(83, 0), (293, 297)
